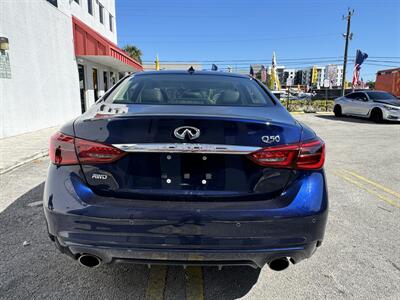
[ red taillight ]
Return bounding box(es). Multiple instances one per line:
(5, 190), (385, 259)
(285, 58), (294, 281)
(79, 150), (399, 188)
(75, 138), (126, 164)
(248, 144), (299, 168)
(296, 139), (325, 170)
(248, 139), (325, 170)
(49, 132), (78, 165)
(49, 132), (125, 165)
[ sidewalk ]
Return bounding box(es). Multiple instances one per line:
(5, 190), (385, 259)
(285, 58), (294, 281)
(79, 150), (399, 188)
(0, 126), (59, 174)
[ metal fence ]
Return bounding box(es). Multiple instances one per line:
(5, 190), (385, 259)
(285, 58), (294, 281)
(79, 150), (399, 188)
(275, 88), (360, 112)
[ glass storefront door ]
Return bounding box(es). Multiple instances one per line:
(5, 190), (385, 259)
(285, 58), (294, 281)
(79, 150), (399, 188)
(78, 64), (86, 113)
(92, 68), (98, 100)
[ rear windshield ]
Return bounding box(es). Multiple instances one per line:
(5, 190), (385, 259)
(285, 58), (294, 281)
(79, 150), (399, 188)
(106, 74), (274, 107)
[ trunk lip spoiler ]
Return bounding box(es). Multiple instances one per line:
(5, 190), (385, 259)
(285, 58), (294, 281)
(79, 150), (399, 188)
(112, 143), (261, 155)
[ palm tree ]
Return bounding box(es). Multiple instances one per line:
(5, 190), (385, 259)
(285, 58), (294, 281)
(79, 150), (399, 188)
(122, 45), (143, 64)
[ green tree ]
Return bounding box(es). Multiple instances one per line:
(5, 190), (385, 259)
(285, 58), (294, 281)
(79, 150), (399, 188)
(366, 81), (375, 89)
(122, 45), (143, 63)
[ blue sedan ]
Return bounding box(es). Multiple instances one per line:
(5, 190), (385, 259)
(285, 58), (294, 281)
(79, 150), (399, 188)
(44, 70), (328, 271)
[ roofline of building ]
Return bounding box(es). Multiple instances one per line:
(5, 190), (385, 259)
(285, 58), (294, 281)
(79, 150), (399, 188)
(377, 67), (400, 73)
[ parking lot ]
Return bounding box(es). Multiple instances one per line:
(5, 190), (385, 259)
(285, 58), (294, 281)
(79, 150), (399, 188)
(0, 113), (399, 300)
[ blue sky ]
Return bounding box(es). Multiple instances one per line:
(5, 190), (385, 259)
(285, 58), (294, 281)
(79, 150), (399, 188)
(116, 0), (400, 81)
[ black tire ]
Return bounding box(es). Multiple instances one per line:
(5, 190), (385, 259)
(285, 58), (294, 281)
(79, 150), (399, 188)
(333, 105), (342, 117)
(370, 108), (383, 123)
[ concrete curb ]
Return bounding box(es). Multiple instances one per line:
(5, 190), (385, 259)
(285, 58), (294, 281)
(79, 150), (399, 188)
(0, 150), (48, 175)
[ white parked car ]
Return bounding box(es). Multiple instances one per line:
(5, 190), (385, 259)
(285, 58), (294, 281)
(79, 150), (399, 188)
(334, 91), (400, 122)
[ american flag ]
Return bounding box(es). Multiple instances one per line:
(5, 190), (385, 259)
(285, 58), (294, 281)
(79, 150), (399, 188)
(352, 49), (368, 88)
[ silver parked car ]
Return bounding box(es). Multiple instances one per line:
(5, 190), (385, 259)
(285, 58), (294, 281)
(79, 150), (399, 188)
(334, 91), (400, 122)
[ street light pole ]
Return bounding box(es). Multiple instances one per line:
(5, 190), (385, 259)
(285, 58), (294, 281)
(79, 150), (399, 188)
(341, 8), (354, 96)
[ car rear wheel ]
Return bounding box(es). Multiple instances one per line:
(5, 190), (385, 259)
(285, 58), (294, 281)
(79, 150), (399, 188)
(333, 105), (342, 117)
(370, 108), (383, 123)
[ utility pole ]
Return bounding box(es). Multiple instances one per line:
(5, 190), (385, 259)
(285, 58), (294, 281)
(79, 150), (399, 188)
(341, 8), (354, 96)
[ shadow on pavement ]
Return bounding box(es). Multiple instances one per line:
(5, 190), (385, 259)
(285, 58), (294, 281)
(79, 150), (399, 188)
(203, 266), (261, 299)
(0, 182), (261, 299)
(315, 114), (400, 124)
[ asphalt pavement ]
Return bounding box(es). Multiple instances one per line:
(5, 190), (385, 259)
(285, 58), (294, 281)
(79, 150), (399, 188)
(0, 114), (399, 299)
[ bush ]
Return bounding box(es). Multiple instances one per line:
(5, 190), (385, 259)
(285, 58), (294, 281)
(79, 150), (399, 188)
(279, 99), (334, 112)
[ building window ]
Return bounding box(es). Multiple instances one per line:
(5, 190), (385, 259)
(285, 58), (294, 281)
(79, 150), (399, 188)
(47, 0), (58, 7)
(109, 14), (113, 32)
(99, 3), (104, 24)
(87, 0), (93, 15)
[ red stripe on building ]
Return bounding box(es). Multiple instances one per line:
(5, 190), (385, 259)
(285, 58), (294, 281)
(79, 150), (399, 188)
(72, 16), (143, 71)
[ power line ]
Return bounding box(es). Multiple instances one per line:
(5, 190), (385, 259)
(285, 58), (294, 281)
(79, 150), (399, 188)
(366, 59), (400, 64)
(367, 56), (400, 59)
(141, 56), (348, 63)
(363, 62), (399, 67)
(118, 33), (340, 44)
(141, 57), (398, 64)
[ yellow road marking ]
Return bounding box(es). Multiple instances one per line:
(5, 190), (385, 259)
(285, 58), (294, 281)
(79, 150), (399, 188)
(145, 265), (167, 300)
(185, 267), (204, 300)
(334, 171), (400, 208)
(341, 169), (400, 199)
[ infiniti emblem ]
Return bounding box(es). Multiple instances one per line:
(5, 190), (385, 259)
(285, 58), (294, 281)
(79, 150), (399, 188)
(174, 126), (201, 140)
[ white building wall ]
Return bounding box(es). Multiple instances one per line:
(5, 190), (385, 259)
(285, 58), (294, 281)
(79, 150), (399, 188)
(69, 0), (117, 43)
(0, 0), (81, 138)
(0, 0), (120, 138)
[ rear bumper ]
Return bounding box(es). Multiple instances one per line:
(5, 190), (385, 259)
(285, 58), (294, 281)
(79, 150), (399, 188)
(53, 239), (320, 268)
(44, 165), (328, 268)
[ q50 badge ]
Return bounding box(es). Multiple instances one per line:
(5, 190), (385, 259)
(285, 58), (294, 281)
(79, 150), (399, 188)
(261, 135), (280, 144)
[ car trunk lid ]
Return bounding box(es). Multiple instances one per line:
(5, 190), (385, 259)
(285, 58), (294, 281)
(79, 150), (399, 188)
(73, 105), (302, 200)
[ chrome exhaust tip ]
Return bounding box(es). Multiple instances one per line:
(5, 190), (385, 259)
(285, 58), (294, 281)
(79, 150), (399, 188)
(268, 257), (290, 271)
(78, 254), (101, 268)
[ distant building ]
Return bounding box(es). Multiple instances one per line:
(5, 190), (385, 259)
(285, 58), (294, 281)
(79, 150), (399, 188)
(282, 69), (296, 86)
(325, 65), (343, 87)
(312, 66), (325, 87)
(249, 64), (263, 74)
(143, 63), (203, 71)
(276, 66), (286, 85)
(376, 67), (400, 97)
(294, 69), (312, 86)
(245, 63), (344, 89)
(293, 66), (328, 87)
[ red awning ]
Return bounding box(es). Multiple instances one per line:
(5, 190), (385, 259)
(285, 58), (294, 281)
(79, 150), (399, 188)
(72, 16), (143, 72)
